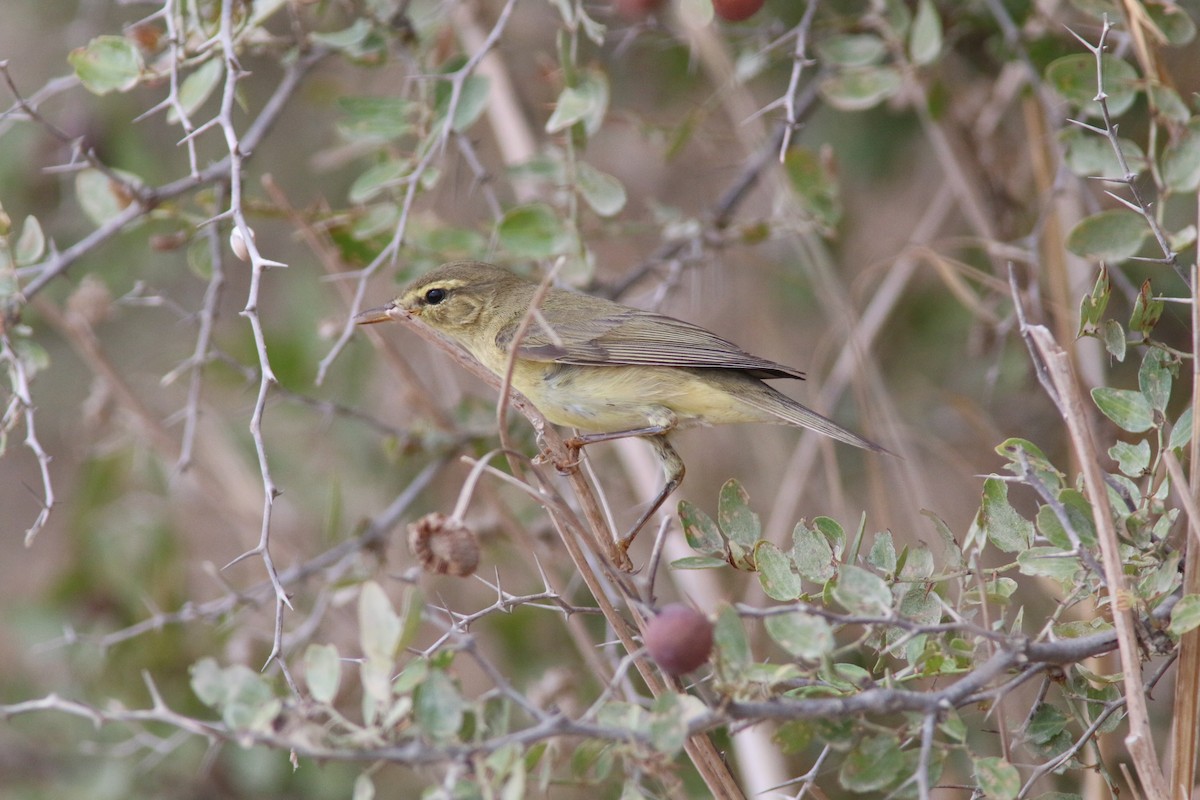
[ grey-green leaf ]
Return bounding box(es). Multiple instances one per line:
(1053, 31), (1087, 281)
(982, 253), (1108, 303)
(69, 35), (143, 95)
(980, 477), (1034, 553)
(755, 541), (803, 601)
(576, 162), (626, 217)
(414, 668), (464, 742)
(792, 521), (835, 583)
(1163, 120), (1200, 192)
(1170, 594), (1200, 637)
(713, 603), (750, 679)
(765, 611), (833, 660)
(304, 643), (342, 704)
(679, 500), (725, 557)
(169, 59), (224, 124)
(908, 0), (942, 66)
(1045, 54), (1139, 118)
(1091, 387), (1155, 433)
(839, 733), (906, 792)
(1066, 210), (1148, 262)
(819, 66), (903, 112)
(497, 203), (571, 258)
(974, 756), (1020, 800)
(718, 479), (760, 550)
(833, 565), (892, 616)
(1138, 348), (1173, 412)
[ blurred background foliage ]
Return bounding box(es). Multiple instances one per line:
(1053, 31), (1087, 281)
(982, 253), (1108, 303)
(3, 0), (1200, 797)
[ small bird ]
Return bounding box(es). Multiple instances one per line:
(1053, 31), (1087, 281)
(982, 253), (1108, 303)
(356, 261), (884, 567)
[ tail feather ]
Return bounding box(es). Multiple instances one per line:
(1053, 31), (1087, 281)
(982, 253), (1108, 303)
(743, 384), (889, 454)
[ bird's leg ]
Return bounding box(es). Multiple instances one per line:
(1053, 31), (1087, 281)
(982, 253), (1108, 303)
(615, 434), (685, 558)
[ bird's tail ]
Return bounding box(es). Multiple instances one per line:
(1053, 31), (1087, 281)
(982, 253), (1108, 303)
(742, 383), (889, 454)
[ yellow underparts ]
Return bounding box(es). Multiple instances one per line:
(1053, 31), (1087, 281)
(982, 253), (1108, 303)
(503, 360), (775, 433)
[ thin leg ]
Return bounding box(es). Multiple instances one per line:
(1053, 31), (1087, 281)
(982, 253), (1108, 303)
(565, 423), (673, 450)
(616, 435), (685, 557)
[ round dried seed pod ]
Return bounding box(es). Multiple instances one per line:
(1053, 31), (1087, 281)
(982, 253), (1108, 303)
(407, 512), (480, 577)
(643, 603), (714, 676)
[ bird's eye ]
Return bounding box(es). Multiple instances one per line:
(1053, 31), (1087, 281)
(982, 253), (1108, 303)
(424, 288), (447, 305)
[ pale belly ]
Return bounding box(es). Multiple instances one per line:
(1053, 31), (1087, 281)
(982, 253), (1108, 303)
(508, 363), (770, 433)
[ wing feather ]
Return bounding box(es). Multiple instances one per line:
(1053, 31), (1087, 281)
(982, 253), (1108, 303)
(500, 294), (804, 380)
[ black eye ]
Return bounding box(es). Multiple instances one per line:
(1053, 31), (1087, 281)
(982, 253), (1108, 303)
(424, 287), (447, 305)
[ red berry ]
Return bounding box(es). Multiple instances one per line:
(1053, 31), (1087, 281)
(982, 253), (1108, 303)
(711, 0), (764, 22)
(643, 604), (714, 676)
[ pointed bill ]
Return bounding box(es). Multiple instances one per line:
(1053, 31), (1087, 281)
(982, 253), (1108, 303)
(354, 302), (398, 325)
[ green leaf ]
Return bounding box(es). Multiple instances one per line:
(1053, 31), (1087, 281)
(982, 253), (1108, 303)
(819, 66), (903, 111)
(69, 35), (143, 95)
(773, 720), (813, 754)
(718, 479), (761, 551)
(899, 544), (935, 580)
(755, 542), (802, 601)
(1139, 348), (1174, 413)
(75, 169), (138, 227)
(1150, 84), (1191, 124)
(1045, 53), (1139, 118)
(220, 665), (282, 731)
(1066, 210), (1148, 262)
(816, 35), (887, 68)
(1017, 547), (1081, 583)
(980, 477), (1034, 553)
(839, 733), (906, 792)
(1169, 407), (1193, 451)
(304, 643), (342, 704)
(338, 96), (414, 140)
(13, 216), (45, 266)
(764, 612), (833, 660)
(576, 162), (626, 217)
(169, 59), (223, 124)
(784, 147), (841, 232)
(359, 581), (401, 663)
(1102, 319), (1127, 361)
(190, 658), (226, 707)
(352, 774), (375, 800)
(648, 692), (704, 756)
(1078, 265), (1111, 332)
(311, 19), (374, 52)
(974, 756), (1020, 800)
(792, 521), (835, 583)
(1146, 3), (1197, 45)
(545, 71), (609, 136)
(1059, 128), (1144, 179)
(1108, 439), (1151, 477)
(908, 0), (942, 66)
(436, 75), (490, 133)
(899, 584), (941, 626)
(713, 603), (750, 679)
(922, 509), (964, 571)
(1162, 120), (1200, 192)
(1091, 387), (1155, 433)
(867, 532), (897, 575)
(814, 516), (846, 560)
(670, 555), (728, 569)
(348, 159), (409, 204)
(679, 500), (725, 558)
(1129, 279), (1165, 337)
(1170, 594), (1200, 636)
(414, 668), (464, 741)
(1027, 703), (1069, 746)
(833, 565), (892, 616)
(497, 203), (571, 258)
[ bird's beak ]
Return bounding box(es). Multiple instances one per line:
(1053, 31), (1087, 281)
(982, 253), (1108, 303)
(354, 302), (398, 325)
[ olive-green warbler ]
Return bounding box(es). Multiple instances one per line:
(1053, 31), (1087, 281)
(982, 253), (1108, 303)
(356, 261), (884, 566)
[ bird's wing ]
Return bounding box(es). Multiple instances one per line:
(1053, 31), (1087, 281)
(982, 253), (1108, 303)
(499, 303), (805, 381)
